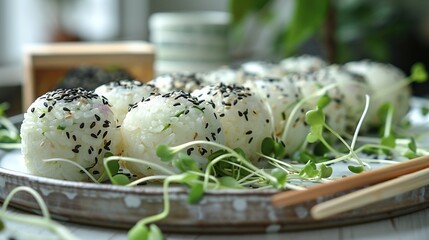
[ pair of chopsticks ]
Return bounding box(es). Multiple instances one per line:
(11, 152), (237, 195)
(272, 155), (429, 219)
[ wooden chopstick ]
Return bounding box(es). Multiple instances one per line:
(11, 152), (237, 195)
(311, 167), (429, 219)
(272, 155), (429, 208)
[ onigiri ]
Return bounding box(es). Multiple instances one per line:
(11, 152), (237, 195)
(94, 80), (158, 124)
(121, 91), (224, 177)
(20, 88), (122, 181)
(192, 83), (274, 163)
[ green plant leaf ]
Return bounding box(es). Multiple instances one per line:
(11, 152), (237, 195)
(173, 153), (200, 173)
(410, 62), (428, 83)
(348, 165), (364, 173)
(148, 224), (164, 240)
(106, 158), (119, 176)
(317, 95), (331, 109)
(218, 176), (244, 189)
(421, 106), (429, 116)
(156, 145), (175, 161)
(381, 135), (396, 149)
(229, 0), (274, 25)
(299, 160), (319, 178)
(377, 103), (395, 124)
(261, 137), (275, 156)
(187, 182), (204, 204)
(111, 174), (130, 185)
(283, 0), (329, 55)
(306, 108), (325, 126)
(271, 168), (287, 187)
(128, 224), (149, 240)
(319, 164), (333, 178)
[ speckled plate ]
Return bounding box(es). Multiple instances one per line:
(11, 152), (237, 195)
(1, 99), (429, 233)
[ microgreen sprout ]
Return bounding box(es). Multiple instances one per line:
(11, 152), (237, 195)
(0, 103), (21, 150)
(373, 62), (427, 101)
(261, 137), (286, 159)
(281, 83), (338, 146)
(0, 186), (77, 240)
(155, 141), (279, 188)
(128, 172), (200, 240)
(42, 158), (100, 183)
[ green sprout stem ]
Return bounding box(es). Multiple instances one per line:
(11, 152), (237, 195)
(132, 174), (185, 227)
(203, 153), (235, 188)
(257, 152), (300, 172)
(127, 175), (169, 187)
(166, 140), (279, 186)
(43, 158), (99, 183)
(0, 117), (19, 136)
(0, 143), (21, 149)
(103, 156), (177, 179)
(383, 103), (394, 138)
(1, 186), (77, 240)
(281, 83), (338, 143)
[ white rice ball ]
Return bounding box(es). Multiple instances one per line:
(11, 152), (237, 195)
(241, 61), (284, 79)
(121, 91), (224, 177)
(192, 84), (274, 162)
(94, 80), (158, 124)
(344, 60), (411, 126)
(280, 55), (327, 74)
(201, 67), (245, 85)
(21, 88), (122, 181)
(244, 77), (307, 156)
(244, 77), (301, 136)
(148, 72), (205, 94)
(311, 65), (371, 131)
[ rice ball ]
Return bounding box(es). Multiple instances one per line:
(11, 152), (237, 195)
(21, 88), (122, 181)
(192, 83), (274, 162)
(241, 61), (284, 79)
(345, 60), (411, 126)
(94, 80), (158, 124)
(280, 55), (327, 74)
(121, 91), (224, 177)
(244, 77), (307, 155)
(310, 65), (371, 131)
(148, 72), (205, 94)
(201, 67), (245, 85)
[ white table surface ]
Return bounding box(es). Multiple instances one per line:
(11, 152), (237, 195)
(1, 207), (429, 240)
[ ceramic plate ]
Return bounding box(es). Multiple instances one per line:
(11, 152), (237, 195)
(1, 98), (429, 233)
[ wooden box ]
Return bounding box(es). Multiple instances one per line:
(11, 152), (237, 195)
(23, 41), (155, 110)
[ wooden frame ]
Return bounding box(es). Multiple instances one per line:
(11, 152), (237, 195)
(23, 41), (155, 110)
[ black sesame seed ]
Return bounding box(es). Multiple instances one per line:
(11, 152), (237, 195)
(187, 147), (194, 155)
(95, 114), (100, 121)
(248, 137), (254, 144)
(90, 122), (96, 129)
(246, 130), (253, 135)
(80, 123), (84, 128)
(66, 132), (70, 139)
(91, 133), (97, 138)
(199, 148), (208, 155)
(39, 113), (45, 118)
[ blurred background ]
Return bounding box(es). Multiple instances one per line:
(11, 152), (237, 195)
(1, 0), (429, 115)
